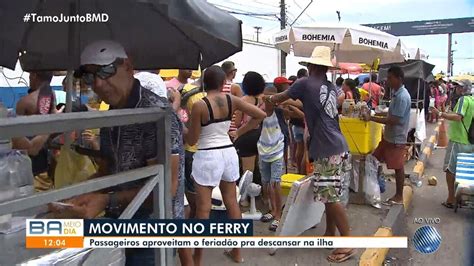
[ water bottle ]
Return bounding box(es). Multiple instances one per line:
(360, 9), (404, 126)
(0, 144), (14, 231)
(378, 175), (386, 193)
(410, 175), (422, 188)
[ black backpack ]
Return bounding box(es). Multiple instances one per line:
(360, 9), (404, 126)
(461, 96), (474, 144)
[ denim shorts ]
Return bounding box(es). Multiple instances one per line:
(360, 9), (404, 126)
(259, 157), (284, 184)
(292, 125), (305, 143)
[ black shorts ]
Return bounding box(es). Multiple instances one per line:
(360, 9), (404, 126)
(233, 128), (261, 157)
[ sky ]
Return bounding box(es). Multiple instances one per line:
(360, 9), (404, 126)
(209, 0), (474, 75)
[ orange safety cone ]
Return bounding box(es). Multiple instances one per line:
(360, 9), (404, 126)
(437, 119), (448, 148)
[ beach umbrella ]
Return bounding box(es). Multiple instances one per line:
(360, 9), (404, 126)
(274, 23), (404, 64)
(451, 74), (474, 82)
(337, 63), (363, 74)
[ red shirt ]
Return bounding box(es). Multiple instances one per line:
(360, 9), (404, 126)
(362, 82), (381, 106)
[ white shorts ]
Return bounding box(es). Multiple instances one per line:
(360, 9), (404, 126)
(192, 147), (240, 187)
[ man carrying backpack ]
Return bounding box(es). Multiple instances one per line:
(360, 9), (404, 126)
(430, 79), (474, 209)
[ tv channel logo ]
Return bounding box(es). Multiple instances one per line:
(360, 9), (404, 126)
(412, 225), (442, 254)
(26, 219), (83, 237)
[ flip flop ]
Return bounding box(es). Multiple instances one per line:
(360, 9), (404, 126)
(441, 201), (454, 209)
(327, 249), (355, 263)
(382, 199), (403, 206)
(260, 213), (274, 223)
(223, 250), (244, 263)
(269, 220), (280, 231)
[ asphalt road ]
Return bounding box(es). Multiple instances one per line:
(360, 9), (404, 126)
(387, 144), (473, 266)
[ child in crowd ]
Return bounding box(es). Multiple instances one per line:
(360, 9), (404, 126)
(258, 87), (285, 231)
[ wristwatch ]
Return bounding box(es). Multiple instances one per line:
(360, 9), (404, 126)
(439, 112), (443, 118)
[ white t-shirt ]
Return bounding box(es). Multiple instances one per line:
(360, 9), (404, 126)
(134, 72), (167, 98)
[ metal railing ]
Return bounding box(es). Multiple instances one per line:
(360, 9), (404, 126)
(0, 107), (173, 266)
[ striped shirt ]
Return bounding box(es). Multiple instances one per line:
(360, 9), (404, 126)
(258, 111), (284, 162)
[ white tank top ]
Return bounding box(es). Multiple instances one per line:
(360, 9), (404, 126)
(197, 94), (234, 150)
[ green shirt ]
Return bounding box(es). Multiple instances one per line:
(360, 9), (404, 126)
(448, 96), (473, 144)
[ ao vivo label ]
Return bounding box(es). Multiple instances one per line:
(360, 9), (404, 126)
(27, 219), (84, 236)
(413, 217), (441, 224)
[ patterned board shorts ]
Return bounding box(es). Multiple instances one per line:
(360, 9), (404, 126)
(312, 152), (351, 204)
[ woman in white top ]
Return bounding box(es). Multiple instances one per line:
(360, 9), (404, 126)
(185, 66), (265, 265)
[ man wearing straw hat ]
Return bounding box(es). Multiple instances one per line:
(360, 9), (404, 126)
(264, 46), (354, 263)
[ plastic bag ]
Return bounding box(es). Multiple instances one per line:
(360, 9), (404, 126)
(54, 146), (96, 189)
(0, 149), (34, 231)
(350, 159), (360, 193)
(364, 155), (381, 208)
(415, 109), (427, 142)
(0, 150), (34, 195)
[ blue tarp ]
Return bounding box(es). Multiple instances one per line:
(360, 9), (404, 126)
(0, 86), (88, 110)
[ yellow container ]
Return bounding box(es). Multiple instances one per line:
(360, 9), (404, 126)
(339, 117), (382, 155)
(281, 173), (306, 196)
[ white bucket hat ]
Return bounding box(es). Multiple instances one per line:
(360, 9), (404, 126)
(299, 46), (335, 68)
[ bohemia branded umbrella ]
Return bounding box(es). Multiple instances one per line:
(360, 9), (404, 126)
(274, 23), (404, 64)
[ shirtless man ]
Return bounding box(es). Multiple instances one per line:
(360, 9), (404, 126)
(13, 71), (61, 191)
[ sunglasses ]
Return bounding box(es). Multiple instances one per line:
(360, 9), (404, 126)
(80, 58), (124, 85)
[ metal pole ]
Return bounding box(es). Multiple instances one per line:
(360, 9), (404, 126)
(447, 33), (452, 76)
(280, 0), (287, 76)
(417, 79), (420, 107)
(254, 26), (262, 42)
(154, 108), (173, 266)
(65, 70), (74, 146)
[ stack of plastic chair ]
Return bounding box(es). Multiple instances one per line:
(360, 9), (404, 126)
(454, 153), (474, 212)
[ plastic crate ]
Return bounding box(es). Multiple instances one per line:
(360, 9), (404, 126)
(339, 117), (382, 155)
(281, 173), (305, 196)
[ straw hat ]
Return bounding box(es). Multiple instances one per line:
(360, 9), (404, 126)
(299, 46), (335, 68)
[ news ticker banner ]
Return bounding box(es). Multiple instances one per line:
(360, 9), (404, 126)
(26, 219), (407, 249)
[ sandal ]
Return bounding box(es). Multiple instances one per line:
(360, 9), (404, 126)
(441, 201), (454, 209)
(382, 199), (403, 206)
(327, 249), (355, 263)
(269, 219), (279, 231)
(260, 213), (274, 223)
(223, 249), (244, 263)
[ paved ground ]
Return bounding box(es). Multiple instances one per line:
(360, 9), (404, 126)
(387, 141), (474, 266)
(190, 122), (473, 266)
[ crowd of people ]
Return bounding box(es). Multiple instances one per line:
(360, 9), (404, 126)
(8, 39), (474, 266)
(427, 78), (470, 123)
